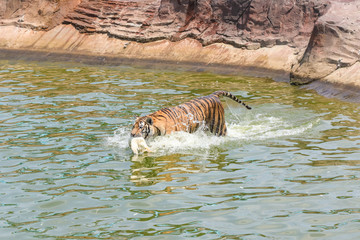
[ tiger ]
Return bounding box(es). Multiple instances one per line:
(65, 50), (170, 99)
(130, 91), (251, 140)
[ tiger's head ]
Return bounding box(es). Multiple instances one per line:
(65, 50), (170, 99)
(130, 116), (157, 140)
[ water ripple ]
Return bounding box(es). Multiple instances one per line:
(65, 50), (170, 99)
(1, 60), (360, 239)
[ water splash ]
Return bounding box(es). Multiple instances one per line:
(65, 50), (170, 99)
(106, 105), (320, 156)
(106, 127), (130, 152)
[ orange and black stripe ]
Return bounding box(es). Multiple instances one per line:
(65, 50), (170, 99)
(133, 91), (251, 138)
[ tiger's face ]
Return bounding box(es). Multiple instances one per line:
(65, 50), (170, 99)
(130, 117), (155, 139)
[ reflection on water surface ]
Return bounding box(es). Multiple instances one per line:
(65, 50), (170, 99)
(0, 60), (360, 239)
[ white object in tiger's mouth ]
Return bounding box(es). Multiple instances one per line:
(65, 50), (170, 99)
(130, 137), (151, 155)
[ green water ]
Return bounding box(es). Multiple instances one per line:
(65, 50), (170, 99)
(0, 60), (360, 239)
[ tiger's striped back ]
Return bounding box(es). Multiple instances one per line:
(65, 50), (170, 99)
(130, 91), (251, 139)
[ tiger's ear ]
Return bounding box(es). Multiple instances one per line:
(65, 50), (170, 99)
(146, 117), (153, 125)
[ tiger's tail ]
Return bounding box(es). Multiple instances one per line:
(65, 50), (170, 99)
(213, 91), (252, 110)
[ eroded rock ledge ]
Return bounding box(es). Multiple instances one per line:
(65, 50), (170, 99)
(0, 0), (359, 101)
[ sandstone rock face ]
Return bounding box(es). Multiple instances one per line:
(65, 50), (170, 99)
(0, 0), (360, 99)
(0, 0), (80, 30)
(60, 0), (327, 49)
(290, 0), (360, 86)
(0, 0), (329, 55)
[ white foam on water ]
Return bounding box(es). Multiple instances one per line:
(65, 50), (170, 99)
(106, 106), (320, 156)
(149, 130), (226, 154)
(227, 114), (319, 141)
(106, 127), (130, 151)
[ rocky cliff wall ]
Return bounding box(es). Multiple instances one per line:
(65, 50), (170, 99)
(290, 1), (360, 85)
(0, 0), (359, 101)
